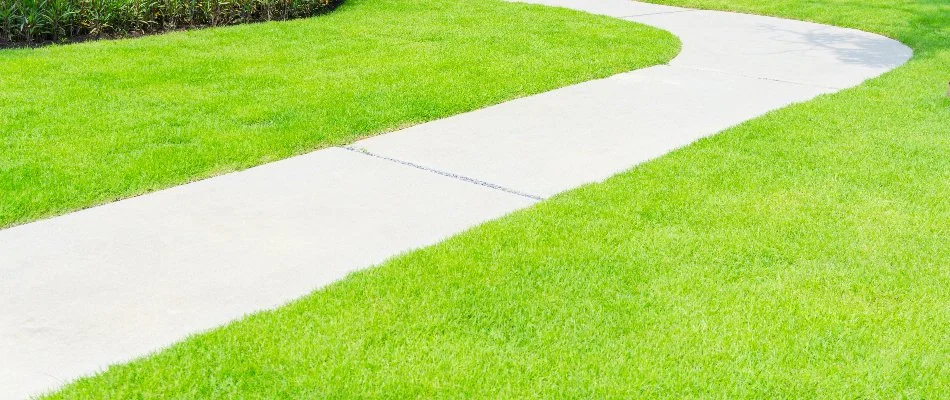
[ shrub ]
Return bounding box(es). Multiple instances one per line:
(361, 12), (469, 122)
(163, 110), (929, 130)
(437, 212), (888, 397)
(0, 0), (341, 45)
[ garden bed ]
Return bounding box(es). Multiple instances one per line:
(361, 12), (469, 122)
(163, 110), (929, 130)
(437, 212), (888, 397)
(0, 0), (342, 47)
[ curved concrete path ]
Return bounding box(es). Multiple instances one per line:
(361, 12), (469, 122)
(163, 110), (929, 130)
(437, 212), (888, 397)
(0, 1), (911, 398)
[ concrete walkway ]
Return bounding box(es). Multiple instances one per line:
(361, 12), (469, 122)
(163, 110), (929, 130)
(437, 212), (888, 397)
(0, 0), (911, 398)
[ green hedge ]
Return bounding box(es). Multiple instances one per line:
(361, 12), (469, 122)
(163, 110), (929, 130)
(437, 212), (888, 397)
(0, 0), (341, 45)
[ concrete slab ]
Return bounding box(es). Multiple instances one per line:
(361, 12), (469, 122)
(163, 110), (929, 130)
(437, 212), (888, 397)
(355, 0), (911, 198)
(0, 148), (534, 399)
(354, 65), (830, 197)
(631, 10), (914, 88)
(518, 0), (912, 88)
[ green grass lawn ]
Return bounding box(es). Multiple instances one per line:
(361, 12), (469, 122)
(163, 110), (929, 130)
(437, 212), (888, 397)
(0, 0), (677, 229)
(44, 0), (950, 398)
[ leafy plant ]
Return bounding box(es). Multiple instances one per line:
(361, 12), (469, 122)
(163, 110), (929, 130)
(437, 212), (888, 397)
(0, 0), (341, 45)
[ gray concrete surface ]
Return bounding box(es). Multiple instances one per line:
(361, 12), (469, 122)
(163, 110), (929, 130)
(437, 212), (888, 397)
(0, 149), (536, 398)
(0, 0), (912, 398)
(355, 0), (912, 197)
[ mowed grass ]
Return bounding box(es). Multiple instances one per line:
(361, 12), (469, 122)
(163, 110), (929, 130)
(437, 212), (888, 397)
(46, 0), (950, 399)
(0, 0), (678, 228)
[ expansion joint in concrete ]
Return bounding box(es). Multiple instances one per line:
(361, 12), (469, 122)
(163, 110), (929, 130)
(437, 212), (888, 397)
(342, 146), (544, 202)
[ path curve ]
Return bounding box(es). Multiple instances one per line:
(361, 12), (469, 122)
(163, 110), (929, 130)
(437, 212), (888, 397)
(0, 1), (911, 398)
(353, 0), (913, 197)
